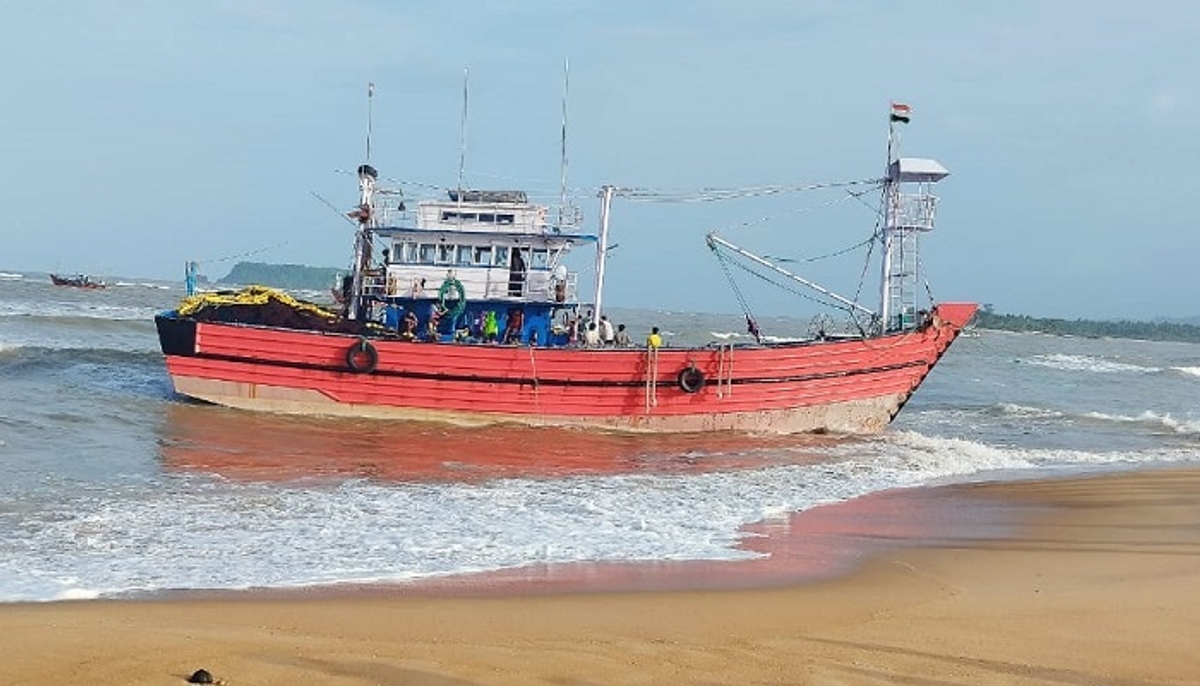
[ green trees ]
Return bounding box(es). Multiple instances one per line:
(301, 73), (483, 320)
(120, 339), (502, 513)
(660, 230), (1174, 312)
(974, 309), (1200, 343)
(217, 262), (341, 291)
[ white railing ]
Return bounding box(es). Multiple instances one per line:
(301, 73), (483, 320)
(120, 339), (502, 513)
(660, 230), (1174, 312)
(889, 193), (939, 231)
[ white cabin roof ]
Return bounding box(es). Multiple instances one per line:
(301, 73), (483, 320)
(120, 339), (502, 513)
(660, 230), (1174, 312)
(888, 157), (949, 183)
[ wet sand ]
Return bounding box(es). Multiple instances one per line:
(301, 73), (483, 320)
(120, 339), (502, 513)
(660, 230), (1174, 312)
(2, 467), (1198, 685)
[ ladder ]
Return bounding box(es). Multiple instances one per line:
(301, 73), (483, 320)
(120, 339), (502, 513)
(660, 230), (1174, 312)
(644, 348), (659, 411)
(716, 343), (734, 398)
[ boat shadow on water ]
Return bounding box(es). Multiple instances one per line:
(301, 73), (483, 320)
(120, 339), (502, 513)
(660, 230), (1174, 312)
(156, 402), (846, 483)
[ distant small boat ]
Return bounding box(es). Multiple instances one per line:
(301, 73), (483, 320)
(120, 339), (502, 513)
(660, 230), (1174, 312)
(50, 273), (106, 289)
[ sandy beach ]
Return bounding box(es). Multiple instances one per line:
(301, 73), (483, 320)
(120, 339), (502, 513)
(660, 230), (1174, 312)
(3, 467), (1198, 685)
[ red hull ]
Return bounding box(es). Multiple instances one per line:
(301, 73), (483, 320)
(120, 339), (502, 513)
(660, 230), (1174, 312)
(156, 303), (975, 434)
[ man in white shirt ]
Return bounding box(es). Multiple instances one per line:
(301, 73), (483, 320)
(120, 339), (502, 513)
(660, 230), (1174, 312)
(585, 322), (602, 347)
(599, 315), (615, 345)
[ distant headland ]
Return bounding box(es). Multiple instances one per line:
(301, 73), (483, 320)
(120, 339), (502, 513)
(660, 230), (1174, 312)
(218, 261), (341, 291)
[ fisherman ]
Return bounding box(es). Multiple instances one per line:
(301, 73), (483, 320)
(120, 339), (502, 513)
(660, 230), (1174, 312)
(568, 314), (583, 345)
(647, 326), (663, 349)
(425, 308), (441, 341)
(483, 310), (499, 343)
(502, 308), (524, 345)
(614, 323), (631, 347)
(599, 315), (615, 345)
(400, 310), (418, 340)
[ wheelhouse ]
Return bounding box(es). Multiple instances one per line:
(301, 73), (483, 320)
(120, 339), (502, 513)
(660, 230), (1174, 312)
(353, 188), (596, 347)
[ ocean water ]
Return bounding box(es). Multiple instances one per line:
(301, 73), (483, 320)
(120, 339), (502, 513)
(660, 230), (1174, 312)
(1, 271), (1198, 602)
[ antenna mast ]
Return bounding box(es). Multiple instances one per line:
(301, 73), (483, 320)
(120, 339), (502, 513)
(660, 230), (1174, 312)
(878, 102), (948, 332)
(366, 82), (374, 163)
(458, 68), (469, 204)
(347, 83), (380, 321)
(558, 59), (570, 228)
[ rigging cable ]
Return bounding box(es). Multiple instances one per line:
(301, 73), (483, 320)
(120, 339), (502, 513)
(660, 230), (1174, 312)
(615, 178), (881, 203)
(710, 242), (763, 343)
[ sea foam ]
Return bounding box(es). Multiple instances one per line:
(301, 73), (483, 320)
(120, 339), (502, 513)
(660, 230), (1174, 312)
(1027, 353), (1159, 374)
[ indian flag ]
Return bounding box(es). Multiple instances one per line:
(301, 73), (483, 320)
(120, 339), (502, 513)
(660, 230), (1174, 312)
(890, 102), (911, 124)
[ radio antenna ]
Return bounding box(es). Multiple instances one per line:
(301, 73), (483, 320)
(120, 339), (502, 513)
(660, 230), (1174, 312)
(366, 82), (374, 163)
(558, 59), (570, 228)
(457, 68), (469, 203)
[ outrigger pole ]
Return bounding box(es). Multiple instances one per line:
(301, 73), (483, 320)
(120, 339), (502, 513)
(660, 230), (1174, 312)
(705, 233), (877, 319)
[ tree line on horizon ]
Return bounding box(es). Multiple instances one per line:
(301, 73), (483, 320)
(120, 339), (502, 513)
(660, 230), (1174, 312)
(973, 307), (1200, 343)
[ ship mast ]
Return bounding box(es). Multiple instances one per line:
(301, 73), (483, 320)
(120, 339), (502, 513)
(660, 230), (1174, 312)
(348, 83), (377, 320)
(877, 103), (948, 332)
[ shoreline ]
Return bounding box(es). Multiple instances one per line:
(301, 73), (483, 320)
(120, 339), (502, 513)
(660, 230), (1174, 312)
(3, 466), (1199, 684)
(116, 472), (1030, 604)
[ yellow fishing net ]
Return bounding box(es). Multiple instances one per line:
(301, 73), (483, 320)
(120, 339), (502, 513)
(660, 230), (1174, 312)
(177, 285), (338, 320)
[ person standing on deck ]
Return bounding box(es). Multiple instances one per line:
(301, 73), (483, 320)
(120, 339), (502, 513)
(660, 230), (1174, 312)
(483, 310), (499, 343)
(599, 315), (615, 345)
(507, 249), (526, 297)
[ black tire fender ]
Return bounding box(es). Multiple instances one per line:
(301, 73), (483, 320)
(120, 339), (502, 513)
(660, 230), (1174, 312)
(346, 337), (379, 374)
(677, 365), (705, 393)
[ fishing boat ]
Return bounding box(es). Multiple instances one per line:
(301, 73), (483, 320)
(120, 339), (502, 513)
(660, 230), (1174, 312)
(155, 104), (975, 434)
(50, 273), (106, 289)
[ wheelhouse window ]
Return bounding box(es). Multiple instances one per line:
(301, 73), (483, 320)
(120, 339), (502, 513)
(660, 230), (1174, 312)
(456, 245), (472, 266)
(438, 211), (516, 226)
(400, 242), (418, 264)
(418, 244), (437, 264)
(473, 246), (493, 266)
(436, 244), (455, 264)
(530, 248), (549, 269)
(493, 246), (510, 267)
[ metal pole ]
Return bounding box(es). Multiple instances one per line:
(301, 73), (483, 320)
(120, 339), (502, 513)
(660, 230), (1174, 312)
(880, 107), (897, 329)
(457, 68), (468, 209)
(366, 82), (373, 163)
(593, 185), (614, 327)
(348, 167), (376, 321)
(558, 59), (569, 229)
(706, 233), (876, 317)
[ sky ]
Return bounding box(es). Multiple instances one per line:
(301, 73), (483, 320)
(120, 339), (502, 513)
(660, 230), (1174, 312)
(2, 1), (1198, 320)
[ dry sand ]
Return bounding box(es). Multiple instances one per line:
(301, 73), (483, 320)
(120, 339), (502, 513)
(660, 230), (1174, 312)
(2, 467), (1198, 685)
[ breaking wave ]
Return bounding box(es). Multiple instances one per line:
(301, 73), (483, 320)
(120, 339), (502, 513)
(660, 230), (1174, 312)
(1025, 353), (1159, 374)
